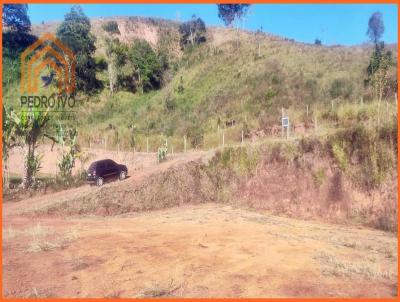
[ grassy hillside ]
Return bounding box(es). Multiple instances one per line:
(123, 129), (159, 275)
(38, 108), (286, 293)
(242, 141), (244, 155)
(3, 17), (398, 152)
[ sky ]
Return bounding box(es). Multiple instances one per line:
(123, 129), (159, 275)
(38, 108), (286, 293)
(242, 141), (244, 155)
(28, 4), (398, 46)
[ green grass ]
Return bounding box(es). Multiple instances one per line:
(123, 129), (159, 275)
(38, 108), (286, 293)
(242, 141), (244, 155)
(2, 19), (398, 153)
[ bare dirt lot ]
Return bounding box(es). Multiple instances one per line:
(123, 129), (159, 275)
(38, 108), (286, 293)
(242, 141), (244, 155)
(3, 204), (398, 298)
(3, 150), (398, 298)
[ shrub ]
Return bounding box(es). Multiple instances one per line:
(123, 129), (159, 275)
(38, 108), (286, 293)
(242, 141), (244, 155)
(331, 142), (348, 172)
(28, 153), (43, 184)
(102, 21), (120, 34)
(212, 146), (258, 176)
(165, 95), (176, 111)
(329, 78), (353, 99)
(312, 168), (326, 187)
(314, 38), (322, 45)
(187, 125), (204, 148)
(299, 136), (321, 153)
(95, 56), (108, 71)
(157, 141), (168, 163)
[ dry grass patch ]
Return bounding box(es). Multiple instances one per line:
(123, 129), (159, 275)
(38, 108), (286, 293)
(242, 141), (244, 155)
(3, 227), (20, 241)
(137, 279), (184, 298)
(26, 224), (80, 253)
(313, 251), (395, 280)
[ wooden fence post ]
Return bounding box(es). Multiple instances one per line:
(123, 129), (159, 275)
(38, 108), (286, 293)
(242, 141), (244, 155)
(281, 107), (284, 139)
(314, 114), (318, 132)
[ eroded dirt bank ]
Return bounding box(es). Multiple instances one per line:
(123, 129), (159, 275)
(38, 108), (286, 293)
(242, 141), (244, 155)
(3, 143), (397, 298)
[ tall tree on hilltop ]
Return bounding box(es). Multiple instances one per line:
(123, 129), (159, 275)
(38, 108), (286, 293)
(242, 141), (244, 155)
(255, 25), (263, 57)
(179, 15), (206, 48)
(217, 4), (251, 47)
(2, 4), (31, 32)
(365, 12), (393, 125)
(367, 12), (384, 44)
(365, 12), (393, 103)
(217, 4), (251, 27)
(56, 5), (101, 94)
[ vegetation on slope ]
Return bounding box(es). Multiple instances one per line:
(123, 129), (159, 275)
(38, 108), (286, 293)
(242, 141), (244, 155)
(2, 5), (398, 200)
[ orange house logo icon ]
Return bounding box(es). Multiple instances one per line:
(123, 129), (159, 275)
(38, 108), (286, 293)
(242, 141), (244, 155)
(20, 32), (76, 95)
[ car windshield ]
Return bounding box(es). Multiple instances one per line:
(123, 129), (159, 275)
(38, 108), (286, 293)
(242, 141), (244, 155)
(88, 162), (97, 171)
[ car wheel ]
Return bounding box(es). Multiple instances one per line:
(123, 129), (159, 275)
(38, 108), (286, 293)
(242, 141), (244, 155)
(119, 170), (126, 180)
(96, 177), (104, 187)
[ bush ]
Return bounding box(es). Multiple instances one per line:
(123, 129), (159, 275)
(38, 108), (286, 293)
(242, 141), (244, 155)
(157, 144), (168, 163)
(187, 125), (204, 148)
(331, 142), (348, 171)
(329, 78), (353, 99)
(212, 146), (258, 176)
(328, 125), (395, 190)
(165, 95), (176, 111)
(299, 136), (321, 153)
(102, 21), (120, 34)
(95, 56), (108, 71)
(312, 168), (326, 187)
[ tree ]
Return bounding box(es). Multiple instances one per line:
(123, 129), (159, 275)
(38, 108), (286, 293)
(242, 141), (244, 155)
(367, 43), (392, 103)
(314, 38), (322, 45)
(2, 4), (31, 32)
(217, 4), (251, 48)
(2, 5), (36, 88)
(55, 123), (79, 180)
(11, 108), (51, 189)
(255, 26), (263, 58)
(367, 12), (384, 44)
(129, 39), (163, 92)
(2, 106), (20, 187)
(179, 15), (206, 48)
(104, 38), (127, 95)
(217, 4), (251, 27)
(56, 5), (101, 94)
(365, 12), (393, 103)
(329, 78), (353, 100)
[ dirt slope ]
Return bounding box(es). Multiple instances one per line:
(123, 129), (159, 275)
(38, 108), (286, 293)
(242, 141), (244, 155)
(5, 149), (209, 217)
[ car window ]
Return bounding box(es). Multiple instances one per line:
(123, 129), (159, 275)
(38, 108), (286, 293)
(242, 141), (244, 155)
(99, 160), (108, 169)
(106, 160), (116, 168)
(88, 162), (97, 170)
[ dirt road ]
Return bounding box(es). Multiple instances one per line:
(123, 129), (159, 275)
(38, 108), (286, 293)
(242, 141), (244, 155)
(2, 149), (398, 298)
